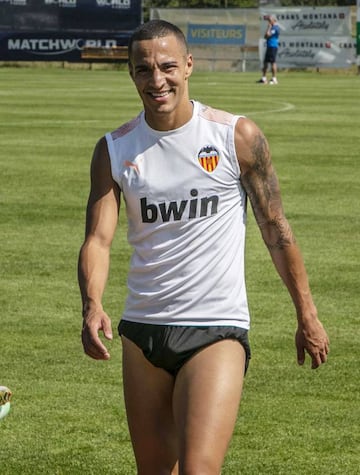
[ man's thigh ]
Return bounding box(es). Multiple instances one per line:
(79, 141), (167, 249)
(173, 339), (246, 473)
(121, 336), (178, 474)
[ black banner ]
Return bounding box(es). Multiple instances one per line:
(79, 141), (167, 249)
(0, 0), (141, 61)
(0, 30), (131, 61)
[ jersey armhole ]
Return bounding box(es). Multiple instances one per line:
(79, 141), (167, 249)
(229, 115), (246, 178)
(105, 132), (123, 191)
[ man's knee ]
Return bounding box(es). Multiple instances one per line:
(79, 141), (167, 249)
(179, 454), (222, 475)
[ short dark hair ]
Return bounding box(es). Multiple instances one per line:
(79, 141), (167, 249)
(128, 20), (188, 60)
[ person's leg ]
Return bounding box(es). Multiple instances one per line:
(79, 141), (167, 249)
(173, 339), (246, 474)
(271, 61), (277, 79)
(262, 60), (268, 77)
(121, 336), (179, 475)
(257, 59), (268, 83)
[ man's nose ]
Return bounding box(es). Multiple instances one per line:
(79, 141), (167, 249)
(150, 68), (165, 87)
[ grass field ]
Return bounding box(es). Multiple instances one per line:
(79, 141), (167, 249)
(0, 65), (359, 474)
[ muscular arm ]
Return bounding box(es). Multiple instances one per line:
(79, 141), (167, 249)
(235, 118), (329, 368)
(78, 136), (120, 360)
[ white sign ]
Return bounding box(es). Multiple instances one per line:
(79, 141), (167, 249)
(259, 7), (355, 68)
(260, 7), (352, 37)
(275, 36), (356, 68)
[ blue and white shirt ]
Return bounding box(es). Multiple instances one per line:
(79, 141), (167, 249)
(267, 24), (280, 48)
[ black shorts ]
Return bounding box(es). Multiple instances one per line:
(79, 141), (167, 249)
(264, 46), (278, 64)
(118, 320), (251, 377)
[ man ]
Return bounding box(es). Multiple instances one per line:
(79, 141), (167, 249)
(257, 15), (280, 84)
(78, 20), (329, 474)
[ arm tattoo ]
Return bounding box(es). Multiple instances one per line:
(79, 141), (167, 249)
(241, 132), (296, 250)
(265, 217), (296, 251)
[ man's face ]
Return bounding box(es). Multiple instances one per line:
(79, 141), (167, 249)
(128, 35), (193, 129)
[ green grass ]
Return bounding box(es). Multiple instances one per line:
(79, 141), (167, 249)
(0, 66), (359, 474)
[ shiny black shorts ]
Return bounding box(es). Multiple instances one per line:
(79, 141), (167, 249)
(118, 320), (251, 377)
(264, 46), (278, 63)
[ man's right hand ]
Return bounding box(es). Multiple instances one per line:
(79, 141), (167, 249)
(82, 308), (113, 360)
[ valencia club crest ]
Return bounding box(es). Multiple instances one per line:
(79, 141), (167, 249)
(198, 145), (220, 173)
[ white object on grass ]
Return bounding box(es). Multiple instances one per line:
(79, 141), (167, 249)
(0, 386), (12, 420)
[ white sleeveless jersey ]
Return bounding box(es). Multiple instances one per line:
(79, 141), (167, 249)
(106, 101), (250, 329)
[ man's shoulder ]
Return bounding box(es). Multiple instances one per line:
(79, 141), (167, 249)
(197, 102), (239, 126)
(109, 113), (142, 141)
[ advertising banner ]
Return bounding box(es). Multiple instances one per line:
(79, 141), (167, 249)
(0, 0), (141, 61)
(0, 31), (131, 61)
(259, 7), (355, 69)
(275, 36), (356, 69)
(259, 7), (352, 37)
(0, 0), (141, 32)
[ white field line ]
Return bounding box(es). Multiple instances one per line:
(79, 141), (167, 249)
(1, 102), (295, 127)
(247, 101), (296, 116)
(0, 119), (100, 126)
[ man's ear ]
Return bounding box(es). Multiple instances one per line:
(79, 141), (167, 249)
(128, 61), (134, 81)
(185, 54), (193, 80)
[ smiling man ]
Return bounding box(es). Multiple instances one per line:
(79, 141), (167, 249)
(78, 20), (329, 475)
(128, 30), (193, 130)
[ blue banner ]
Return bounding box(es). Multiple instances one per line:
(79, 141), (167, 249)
(0, 0), (142, 33)
(187, 24), (246, 46)
(0, 0), (142, 61)
(0, 31), (131, 62)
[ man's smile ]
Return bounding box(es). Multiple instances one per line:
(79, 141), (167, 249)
(149, 90), (172, 99)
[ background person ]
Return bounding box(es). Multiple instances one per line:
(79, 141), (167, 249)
(258, 14), (280, 84)
(78, 19), (329, 474)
